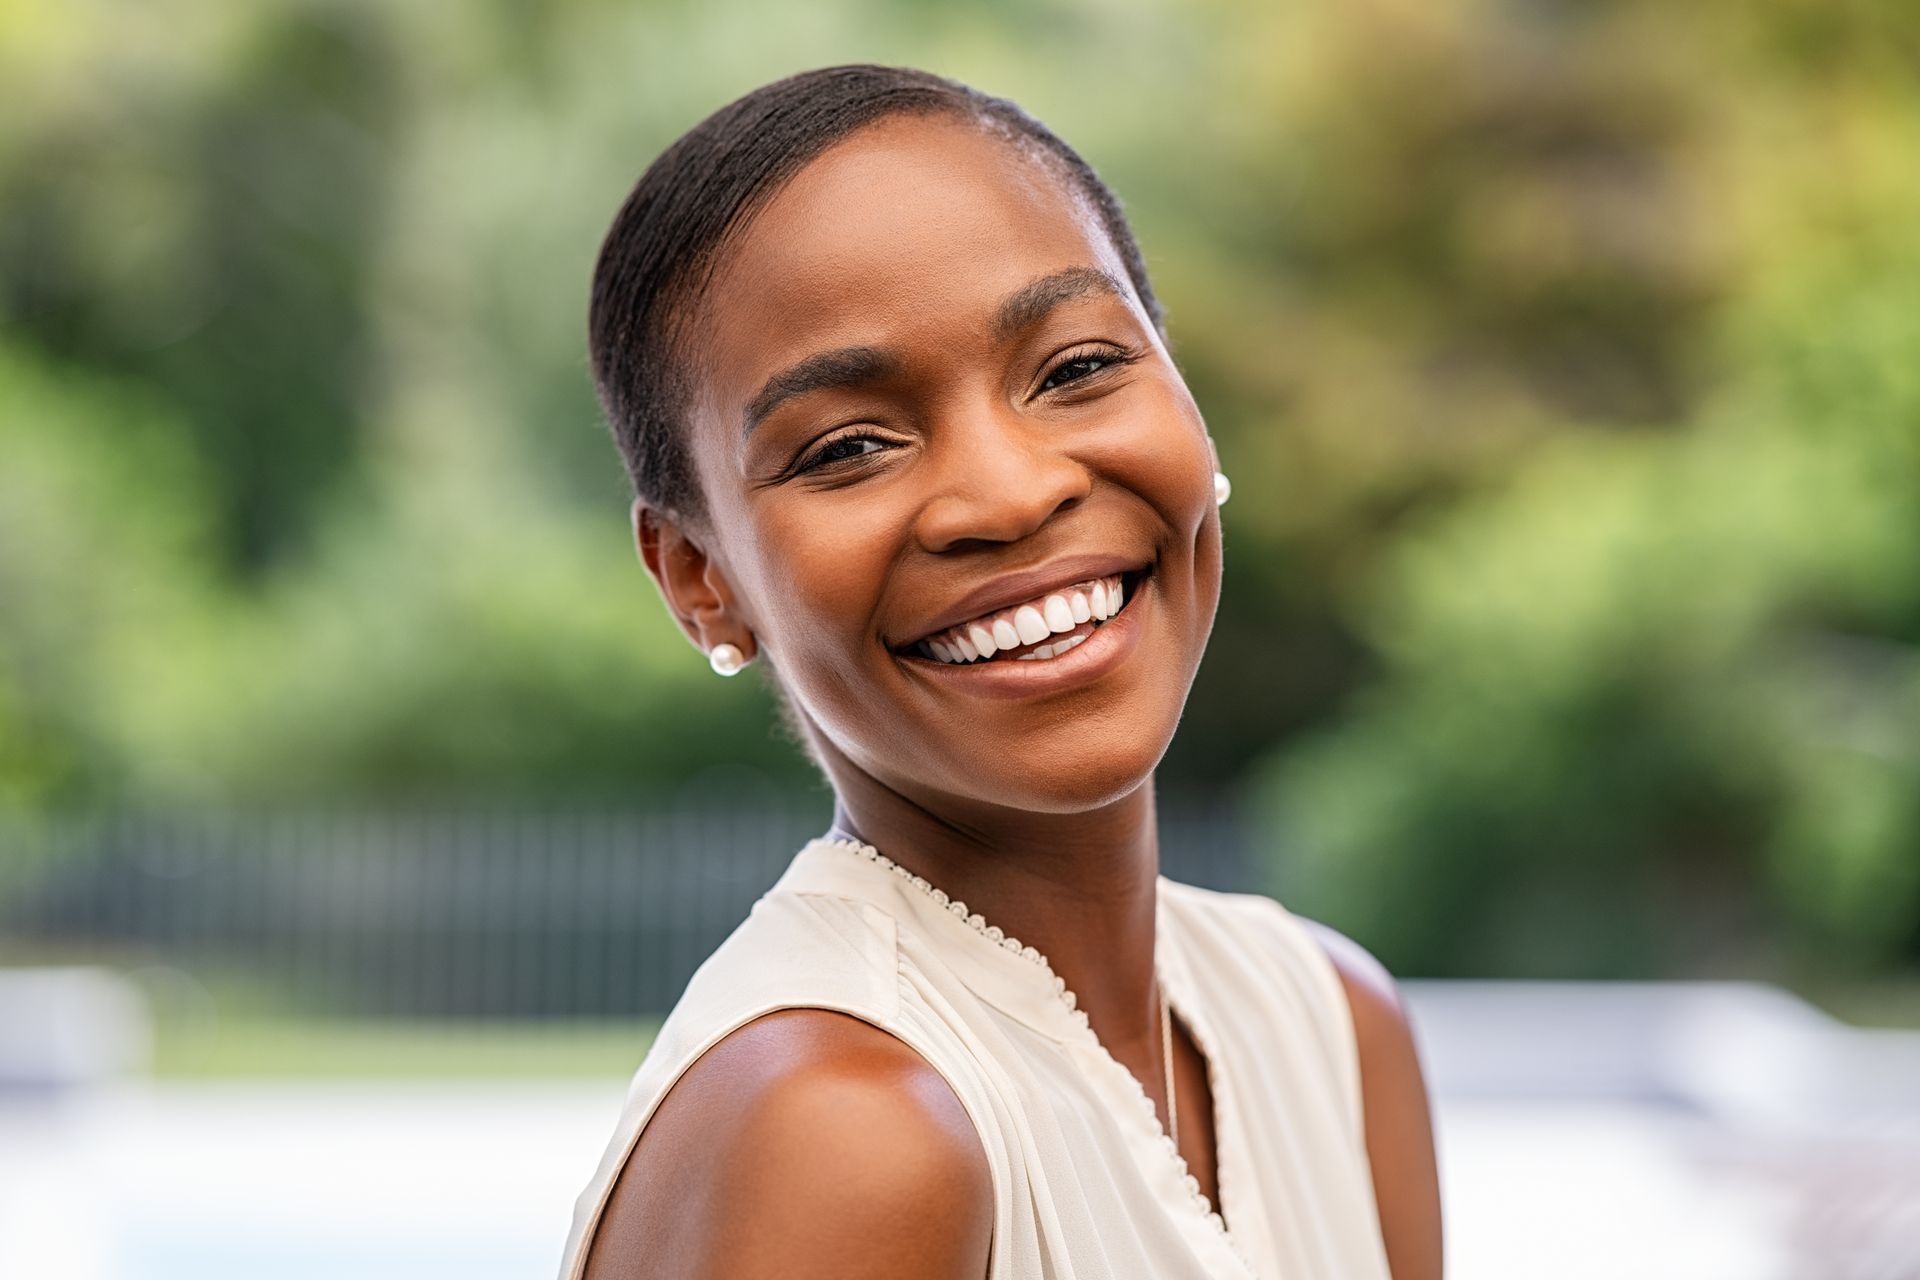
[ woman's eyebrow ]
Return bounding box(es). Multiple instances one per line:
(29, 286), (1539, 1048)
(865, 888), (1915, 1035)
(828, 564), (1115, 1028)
(991, 264), (1131, 344)
(741, 265), (1131, 439)
(743, 346), (899, 439)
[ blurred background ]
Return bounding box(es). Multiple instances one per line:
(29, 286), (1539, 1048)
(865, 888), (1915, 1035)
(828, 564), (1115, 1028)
(3, 0), (1918, 1276)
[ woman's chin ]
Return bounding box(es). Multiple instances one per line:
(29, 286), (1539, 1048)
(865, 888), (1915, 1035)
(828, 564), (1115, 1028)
(963, 733), (1172, 815)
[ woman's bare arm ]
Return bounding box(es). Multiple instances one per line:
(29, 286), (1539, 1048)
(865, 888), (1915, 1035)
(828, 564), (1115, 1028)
(582, 1008), (994, 1280)
(1305, 921), (1446, 1280)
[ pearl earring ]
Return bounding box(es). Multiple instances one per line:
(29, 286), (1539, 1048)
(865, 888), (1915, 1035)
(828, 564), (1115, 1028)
(708, 642), (749, 677)
(1214, 470), (1232, 507)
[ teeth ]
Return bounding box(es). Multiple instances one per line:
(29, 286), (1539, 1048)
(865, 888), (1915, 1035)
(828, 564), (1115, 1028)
(1042, 594), (1075, 633)
(1013, 605), (1050, 646)
(1014, 632), (1088, 661)
(912, 571), (1139, 665)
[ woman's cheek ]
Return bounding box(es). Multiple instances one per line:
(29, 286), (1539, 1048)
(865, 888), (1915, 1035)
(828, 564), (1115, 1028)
(1117, 408), (1213, 528)
(760, 526), (887, 660)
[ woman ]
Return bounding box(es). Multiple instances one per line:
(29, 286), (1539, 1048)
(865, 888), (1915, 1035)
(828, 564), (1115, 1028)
(561, 64), (1442, 1280)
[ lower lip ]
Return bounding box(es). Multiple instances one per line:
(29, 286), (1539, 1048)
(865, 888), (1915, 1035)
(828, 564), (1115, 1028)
(897, 574), (1151, 701)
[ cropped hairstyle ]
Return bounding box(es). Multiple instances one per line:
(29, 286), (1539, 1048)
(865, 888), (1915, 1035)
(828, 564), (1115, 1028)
(587, 63), (1168, 530)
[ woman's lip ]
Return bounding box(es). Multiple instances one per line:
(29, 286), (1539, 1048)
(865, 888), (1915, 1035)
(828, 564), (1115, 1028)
(894, 570), (1150, 700)
(892, 554), (1152, 651)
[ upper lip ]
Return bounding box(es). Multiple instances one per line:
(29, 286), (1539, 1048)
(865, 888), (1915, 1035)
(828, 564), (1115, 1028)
(892, 552), (1151, 650)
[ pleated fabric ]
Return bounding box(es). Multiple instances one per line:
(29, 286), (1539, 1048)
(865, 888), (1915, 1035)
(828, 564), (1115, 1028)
(557, 835), (1394, 1279)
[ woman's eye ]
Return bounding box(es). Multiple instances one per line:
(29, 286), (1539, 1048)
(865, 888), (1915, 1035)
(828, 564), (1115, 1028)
(799, 434), (886, 473)
(1039, 348), (1130, 393)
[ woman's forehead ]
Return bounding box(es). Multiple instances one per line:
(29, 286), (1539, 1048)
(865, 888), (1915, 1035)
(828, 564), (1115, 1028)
(689, 114), (1130, 415)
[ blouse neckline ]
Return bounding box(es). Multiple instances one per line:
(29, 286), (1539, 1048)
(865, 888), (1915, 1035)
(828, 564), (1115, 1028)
(771, 834), (1261, 1274)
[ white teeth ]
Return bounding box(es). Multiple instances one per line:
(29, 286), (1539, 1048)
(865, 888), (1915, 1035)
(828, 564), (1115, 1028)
(916, 571), (1143, 666)
(1042, 594), (1075, 633)
(1012, 632), (1088, 662)
(1013, 605), (1050, 646)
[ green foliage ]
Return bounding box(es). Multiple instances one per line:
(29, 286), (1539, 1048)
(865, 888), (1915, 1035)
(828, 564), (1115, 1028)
(0, 347), (232, 807)
(3, 0), (1917, 975)
(1253, 204), (1920, 982)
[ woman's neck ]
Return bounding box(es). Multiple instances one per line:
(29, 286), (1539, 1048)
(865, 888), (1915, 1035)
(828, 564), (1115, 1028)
(825, 771), (1165, 1058)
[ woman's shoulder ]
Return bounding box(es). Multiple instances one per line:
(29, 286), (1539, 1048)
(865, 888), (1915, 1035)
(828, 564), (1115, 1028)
(581, 1006), (993, 1280)
(1162, 879), (1411, 1065)
(1160, 876), (1393, 987)
(1158, 874), (1352, 975)
(1162, 879), (1442, 1280)
(664, 885), (904, 1033)
(1159, 878), (1397, 1124)
(562, 883), (994, 1279)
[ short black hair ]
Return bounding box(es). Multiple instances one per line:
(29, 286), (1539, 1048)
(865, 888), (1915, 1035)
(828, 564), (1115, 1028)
(587, 63), (1168, 529)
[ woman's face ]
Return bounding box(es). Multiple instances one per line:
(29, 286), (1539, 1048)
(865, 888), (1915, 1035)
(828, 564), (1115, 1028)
(654, 112), (1221, 815)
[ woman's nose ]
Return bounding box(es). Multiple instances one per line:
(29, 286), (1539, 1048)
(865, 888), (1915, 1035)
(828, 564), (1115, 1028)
(910, 407), (1093, 553)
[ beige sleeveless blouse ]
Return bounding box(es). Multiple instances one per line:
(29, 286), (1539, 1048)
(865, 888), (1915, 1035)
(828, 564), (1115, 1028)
(557, 835), (1394, 1279)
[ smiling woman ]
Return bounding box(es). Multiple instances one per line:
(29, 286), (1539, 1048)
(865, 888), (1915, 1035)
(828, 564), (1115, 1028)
(561, 64), (1441, 1280)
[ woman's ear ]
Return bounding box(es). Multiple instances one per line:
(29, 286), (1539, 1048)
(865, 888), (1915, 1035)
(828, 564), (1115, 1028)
(631, 498), (754, 661)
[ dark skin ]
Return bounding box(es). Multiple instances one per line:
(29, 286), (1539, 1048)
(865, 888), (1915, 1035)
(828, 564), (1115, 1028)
(583, 114), (1442, 1280)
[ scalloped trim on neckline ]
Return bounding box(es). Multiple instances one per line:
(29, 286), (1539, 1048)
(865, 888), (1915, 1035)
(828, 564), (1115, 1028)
(815, 834), (1255, 1265)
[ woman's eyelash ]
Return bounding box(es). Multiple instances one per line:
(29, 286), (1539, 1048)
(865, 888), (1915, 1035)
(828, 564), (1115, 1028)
(1039, 345), (1136, 392)
(796, 432), (888, 474)
(792, 346), (1138, 474)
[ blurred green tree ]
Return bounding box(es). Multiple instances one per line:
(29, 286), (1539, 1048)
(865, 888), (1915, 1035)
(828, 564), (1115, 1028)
(1251, 117), (1920, 981)
(1, 0), (1915, 979)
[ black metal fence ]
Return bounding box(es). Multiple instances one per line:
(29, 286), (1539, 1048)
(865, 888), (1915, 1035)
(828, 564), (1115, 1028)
(0, 800), (1257, 1018)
